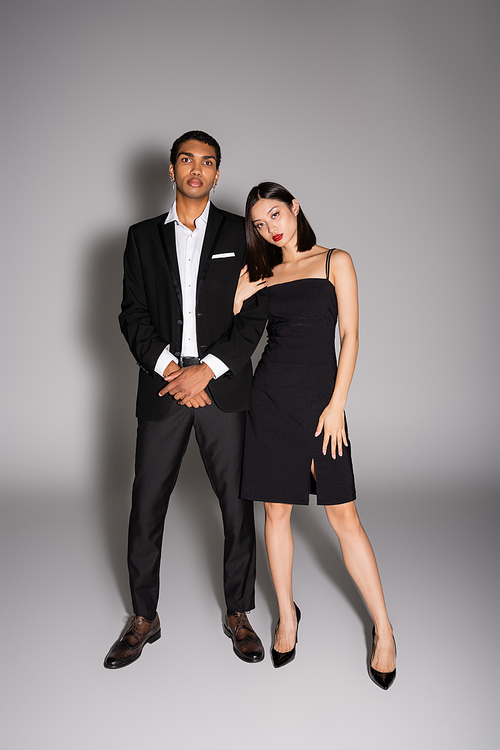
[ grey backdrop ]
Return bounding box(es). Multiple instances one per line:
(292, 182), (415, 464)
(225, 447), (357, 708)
(1, 1), (499, 748)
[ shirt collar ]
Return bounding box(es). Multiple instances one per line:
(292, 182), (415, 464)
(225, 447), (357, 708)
(165, 199), (211, 229)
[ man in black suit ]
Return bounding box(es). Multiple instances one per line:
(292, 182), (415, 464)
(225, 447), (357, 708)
(104, 131), (267, 669)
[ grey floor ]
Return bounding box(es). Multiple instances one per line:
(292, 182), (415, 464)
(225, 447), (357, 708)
(2, 438), (499, 750)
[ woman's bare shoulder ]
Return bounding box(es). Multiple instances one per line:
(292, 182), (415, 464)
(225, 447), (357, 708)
(312, 245), (352, 260)
(327, 246), (350, 258)
(328, 247), (355, 271)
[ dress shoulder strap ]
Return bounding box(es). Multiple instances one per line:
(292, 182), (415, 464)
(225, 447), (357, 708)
(325, 248), (336, 279)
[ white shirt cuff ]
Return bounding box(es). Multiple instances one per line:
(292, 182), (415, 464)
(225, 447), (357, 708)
(202, 354), (229, 380)
(154, 346), (178, 377)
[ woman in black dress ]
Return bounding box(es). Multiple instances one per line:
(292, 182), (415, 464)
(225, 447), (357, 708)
(236, 182), (396, 688)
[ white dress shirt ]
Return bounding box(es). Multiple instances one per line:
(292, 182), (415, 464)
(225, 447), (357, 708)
(154, 200), (229, 380)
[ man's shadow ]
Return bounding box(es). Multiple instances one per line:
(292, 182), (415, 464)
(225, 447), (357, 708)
(84, 149), (175, 609)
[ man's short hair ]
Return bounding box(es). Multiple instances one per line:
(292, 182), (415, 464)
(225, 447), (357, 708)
(170, 130), (221, 169)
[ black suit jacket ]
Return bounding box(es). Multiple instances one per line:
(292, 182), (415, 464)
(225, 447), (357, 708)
(119, 203), (268, 420)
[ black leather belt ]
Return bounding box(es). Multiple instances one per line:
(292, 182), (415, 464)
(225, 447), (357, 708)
(179, 356), (201, 367)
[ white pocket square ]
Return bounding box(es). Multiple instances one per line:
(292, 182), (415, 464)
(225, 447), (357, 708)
(211, 252), (235, 259)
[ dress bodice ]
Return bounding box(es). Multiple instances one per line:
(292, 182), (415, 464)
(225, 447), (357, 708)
(265, 278), (338, 366)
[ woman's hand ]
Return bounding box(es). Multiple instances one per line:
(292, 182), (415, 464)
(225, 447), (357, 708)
(315, 403), (348, 458)
(233, 265), (267, 315)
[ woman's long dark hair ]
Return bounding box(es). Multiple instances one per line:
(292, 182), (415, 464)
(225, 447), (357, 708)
(245, 182), (316, 281)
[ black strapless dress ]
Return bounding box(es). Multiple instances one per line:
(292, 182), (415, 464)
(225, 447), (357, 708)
(241, 252), (356, 506)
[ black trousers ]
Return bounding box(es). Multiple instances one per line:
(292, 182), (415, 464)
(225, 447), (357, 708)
(127, 402), (256, 620)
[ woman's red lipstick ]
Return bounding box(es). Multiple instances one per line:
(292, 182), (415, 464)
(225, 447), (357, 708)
(272, 234), (283, 242)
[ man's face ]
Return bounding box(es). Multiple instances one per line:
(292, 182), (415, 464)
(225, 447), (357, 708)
(169, 139), (219, 201)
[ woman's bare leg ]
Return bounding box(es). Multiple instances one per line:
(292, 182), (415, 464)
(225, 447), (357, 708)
(325, 501), (396, 672)
(264, 502), (298, 652)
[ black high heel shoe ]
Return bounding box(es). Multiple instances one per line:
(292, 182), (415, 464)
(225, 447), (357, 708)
(271, 603), (301, 668)
(369, 626), (396, 690)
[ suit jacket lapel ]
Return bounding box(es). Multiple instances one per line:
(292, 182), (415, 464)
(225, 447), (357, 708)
(158, 216), (183, 309)
(196, 204), (224, 303)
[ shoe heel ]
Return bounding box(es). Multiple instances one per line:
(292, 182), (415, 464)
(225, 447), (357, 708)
(295, 603), (301, 644)
(271, 603), (301, 668)
(148, 629), (161, 644)
(369, 626), (396, 690)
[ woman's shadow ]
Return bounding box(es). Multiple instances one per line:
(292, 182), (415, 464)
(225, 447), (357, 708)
(294, 503), (373, 647)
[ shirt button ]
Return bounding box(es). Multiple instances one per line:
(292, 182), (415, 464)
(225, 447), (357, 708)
(177, 320), (182, 325)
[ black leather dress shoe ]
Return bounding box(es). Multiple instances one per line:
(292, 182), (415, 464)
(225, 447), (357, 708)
(223, 612), (264, 663)
(368, 626), (396, 690)
(271, 603), (301, 669)
(104, 613), (161, 669)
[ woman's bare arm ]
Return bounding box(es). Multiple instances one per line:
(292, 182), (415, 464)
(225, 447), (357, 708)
(315, 250), (359, 458)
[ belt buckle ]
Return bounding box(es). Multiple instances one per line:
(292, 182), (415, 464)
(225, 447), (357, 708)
(180, 356), (200, 368)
